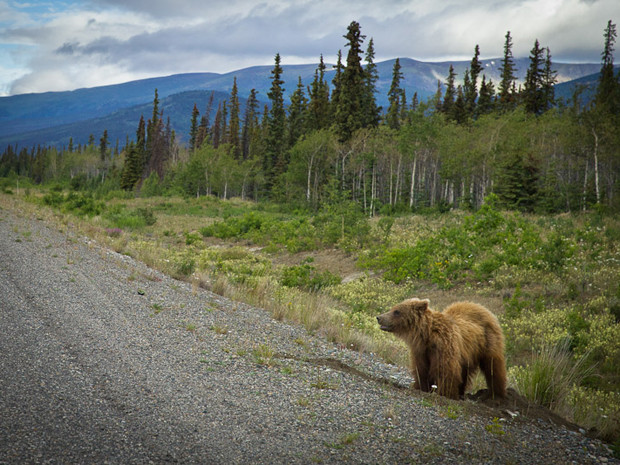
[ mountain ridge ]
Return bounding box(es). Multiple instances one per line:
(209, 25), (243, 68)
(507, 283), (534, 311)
(0, 58), (606, 151)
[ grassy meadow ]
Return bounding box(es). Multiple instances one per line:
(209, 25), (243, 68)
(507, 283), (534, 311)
(2, 185), (619, 447)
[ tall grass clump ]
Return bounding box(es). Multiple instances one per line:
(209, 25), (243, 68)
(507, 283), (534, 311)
(509, 339), (592, 415)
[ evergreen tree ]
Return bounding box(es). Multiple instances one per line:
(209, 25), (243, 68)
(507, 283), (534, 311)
(498, 31), (517, 111)
(453, 86), (467, 124)
(331, 50), (344, 121)
(264, 53), (287, 189)
(442, 65), (457, 116)
(387, 58), (404, 129)
(477, 76), (496, 115)
(287, 76), (308, 148)
(228, 77), (241, 158)
(241, 88), (260, 160)
(433, 80), (443, 112)
(334, 21), (367, 141)
(120, 142), (142, 190)
(541, 47), (557, 111)
(465, 45), (483, 115)
(524, 39), (546, 114)
(146, 89), (160, 155)
(362, 38), (381, 127)
(212, 103), (223, 148)
(596, 20), (619, 113)
(99, 129), (108, 162)
(189, 103), (200, 151)
(307, 55), (330, 131)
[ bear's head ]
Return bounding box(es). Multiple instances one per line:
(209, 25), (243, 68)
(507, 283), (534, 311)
(376, 298), (430, 335)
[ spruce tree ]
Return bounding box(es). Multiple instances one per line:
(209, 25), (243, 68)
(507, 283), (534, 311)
(596, 20), (619, 113)
(241, 88), (260, 160)
(334, 21), (366, 141)
(264, 53), (287, 189)
(541, 47), (557, 112)
(524, 39), (545, 114)
(287, 76), (308, 148)
(465, 45), (483, 115)
(477, 76), (496, 116)
(362, 38), (381, 127)
(442, 65), (457, 117)
(498, 31), (517, 111)
(228, 77), (241, 157)
(99, 129), (108, 162)
(453, 86), (467, 124)
(120, 142), (142, 190)
(307, 55), (330, 131)
(331, 50), (344, 122)
(189, 103), (200, 151)
(387, 58), (404, 129)
(212, 103), (222, 148)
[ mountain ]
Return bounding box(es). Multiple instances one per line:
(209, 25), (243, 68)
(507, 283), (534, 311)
(0, 59), (605, 151)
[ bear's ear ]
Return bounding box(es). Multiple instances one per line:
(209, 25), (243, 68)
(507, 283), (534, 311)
(406, 298), (429, 312)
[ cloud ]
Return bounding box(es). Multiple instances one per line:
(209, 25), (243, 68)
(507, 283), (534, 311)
(1, 0), (619, 95)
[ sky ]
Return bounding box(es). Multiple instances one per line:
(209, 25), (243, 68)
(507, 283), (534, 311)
(1, 0), (619, 96)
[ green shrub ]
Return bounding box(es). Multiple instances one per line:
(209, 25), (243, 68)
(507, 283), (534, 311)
(280, 260), (341, 291)
(104, 205), (156, 230)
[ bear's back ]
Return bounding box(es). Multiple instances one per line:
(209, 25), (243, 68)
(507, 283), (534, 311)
(442, 301), (503, 358)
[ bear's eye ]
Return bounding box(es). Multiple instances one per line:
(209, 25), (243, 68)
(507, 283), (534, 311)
(393, 310), (401, 317)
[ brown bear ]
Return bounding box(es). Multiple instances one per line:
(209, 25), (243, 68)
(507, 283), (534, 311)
(377, 298), (506, 400)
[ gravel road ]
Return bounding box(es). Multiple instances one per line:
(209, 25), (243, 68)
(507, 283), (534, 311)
(0, 202), (617, 464)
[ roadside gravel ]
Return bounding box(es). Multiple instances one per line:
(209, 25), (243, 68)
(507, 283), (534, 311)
(0, 201), (617, 464)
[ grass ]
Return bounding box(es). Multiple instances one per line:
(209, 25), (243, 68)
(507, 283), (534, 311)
(3, 189), (619, 445)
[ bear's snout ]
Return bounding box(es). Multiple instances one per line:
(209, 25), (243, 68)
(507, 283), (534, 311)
(376, 314), (392, 332)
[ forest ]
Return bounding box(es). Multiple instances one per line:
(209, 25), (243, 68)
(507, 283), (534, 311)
(1, 20), (619, 214)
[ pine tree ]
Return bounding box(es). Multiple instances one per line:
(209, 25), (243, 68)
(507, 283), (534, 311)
(387, 58), (404, 129)
(307, 55), (330, 131)
(362, 38), (381, 127)
(596, 20), (619, 114)
(120, 142), (142, 190)
(524, 39), (545, 114)
(264, 53), (287, 189)
(433, 80), (443, 112)
(228, 77), (241, 157)
(241, 88), (260, 160)
(477, 76), (496, 116)
(331, 50), (344, 121)
(287, 76), (308, 148)
(99, 129), (109, 162)
(453, 86), (467, 124)
(189, 103), (200, 151)
(498, 31), (517, 111)
(334, 21), (366, 141)
(212, 103), (222, 148)
(465, 45), (483, 115)
(442, 65), (457, 116)
(541, 47), (557, 112)
(146, 89), (160, 155)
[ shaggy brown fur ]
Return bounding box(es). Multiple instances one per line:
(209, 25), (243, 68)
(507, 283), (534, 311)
(377, 298), (507, 400)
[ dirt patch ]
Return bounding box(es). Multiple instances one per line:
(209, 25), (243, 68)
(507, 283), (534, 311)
(271, 248), (360, 279)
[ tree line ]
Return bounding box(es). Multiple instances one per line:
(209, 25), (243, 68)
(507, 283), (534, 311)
(1, 20), (619, 214)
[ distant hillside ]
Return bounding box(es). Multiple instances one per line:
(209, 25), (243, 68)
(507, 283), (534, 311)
(0, 59), (605, 151)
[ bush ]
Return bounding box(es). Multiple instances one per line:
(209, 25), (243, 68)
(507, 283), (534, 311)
(280, 260), (341, 291)
(104, 205), (157, 230)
